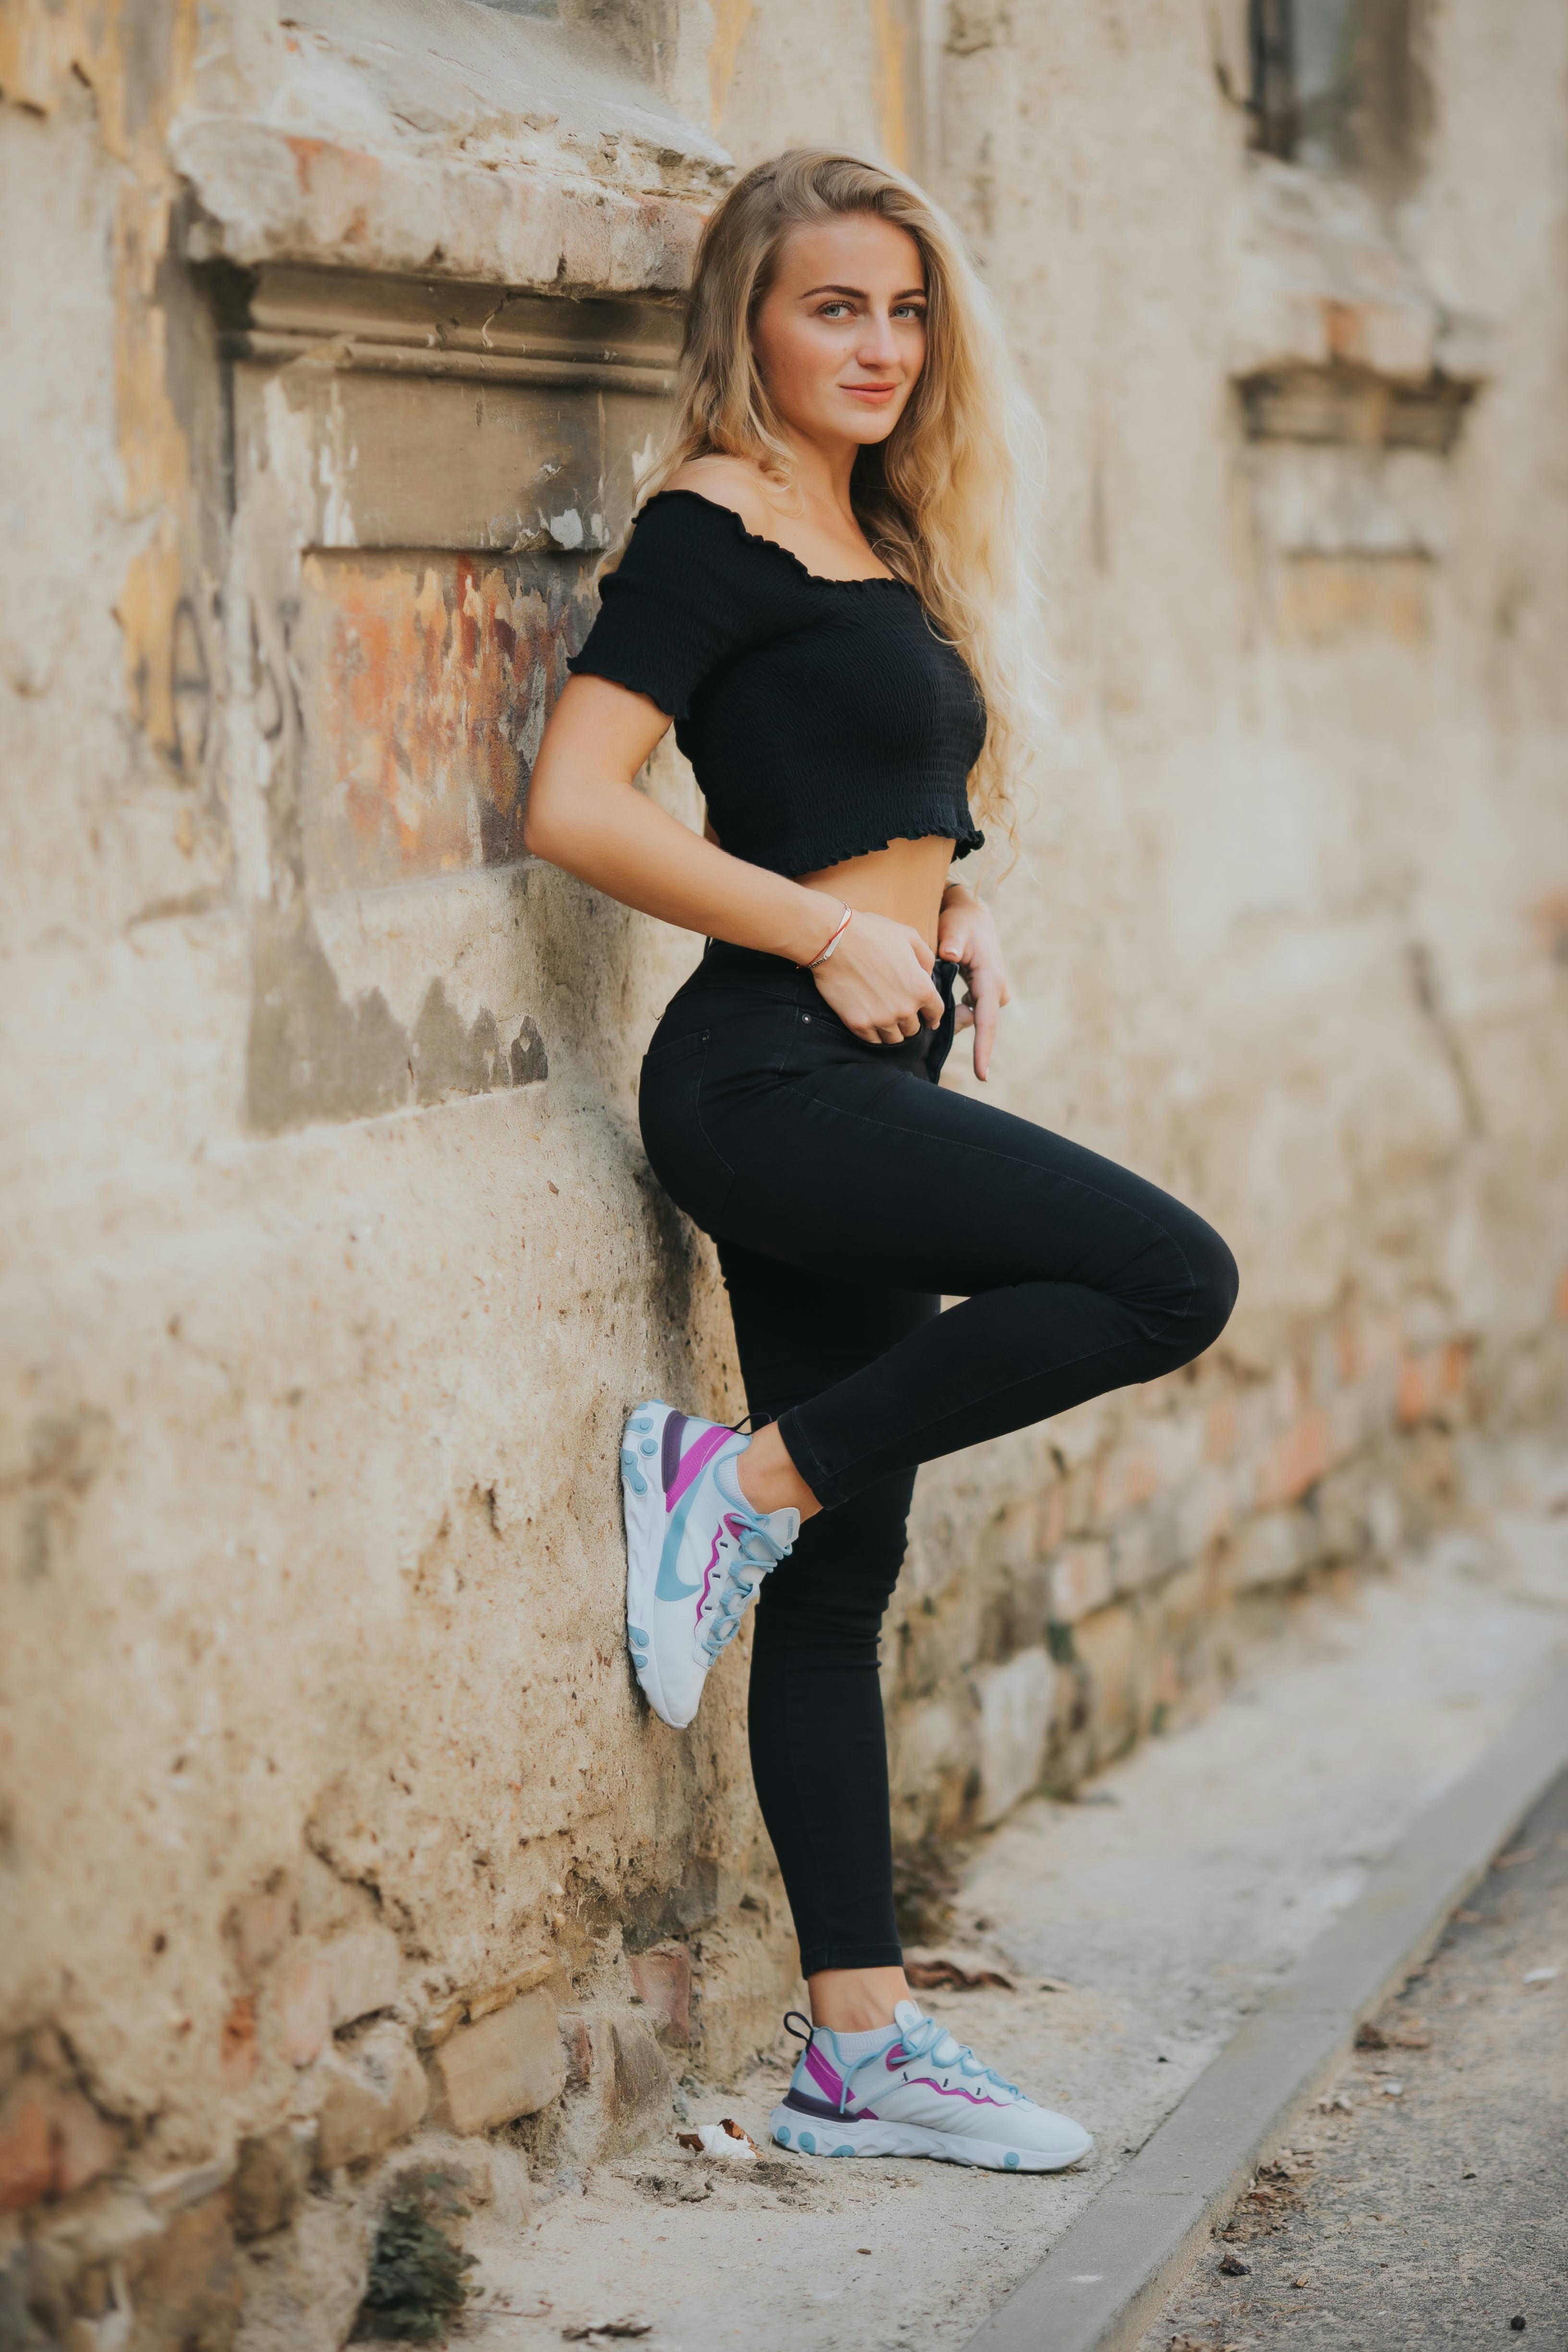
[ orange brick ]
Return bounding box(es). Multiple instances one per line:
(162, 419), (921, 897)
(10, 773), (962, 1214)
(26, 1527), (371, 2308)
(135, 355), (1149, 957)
(0, 2088), (119, 2212)
(220, 1994), (259, 2091)
(1438, 1339), (1468, 1397)
(1259, 1410), (1331, 1508)
(1397, 1357), (1429, 1427)
(0, 2095), (52, 2213)
(626, 1947), (691, 2046)
(1556, 1268), (1568, 1321)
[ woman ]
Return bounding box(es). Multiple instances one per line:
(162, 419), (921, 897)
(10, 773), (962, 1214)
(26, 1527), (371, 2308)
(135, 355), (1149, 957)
(525, 151), (1236, 2172)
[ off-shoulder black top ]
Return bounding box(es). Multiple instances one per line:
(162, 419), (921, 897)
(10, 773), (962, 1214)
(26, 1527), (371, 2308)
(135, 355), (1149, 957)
(566, 489), (985, 877)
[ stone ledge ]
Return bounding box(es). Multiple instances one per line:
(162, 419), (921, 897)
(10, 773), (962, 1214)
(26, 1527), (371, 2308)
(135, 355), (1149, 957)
(174, 116), (708, 295)
(1227, 156), (1494, 387)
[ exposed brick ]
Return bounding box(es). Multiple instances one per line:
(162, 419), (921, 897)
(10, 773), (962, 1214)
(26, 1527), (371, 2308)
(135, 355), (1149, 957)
(973, 1648), (1054, 1826)
(230, 2121), (314, 2240)
(1047, 1540), (1112, 1623)
(1258, 1409), (1331, 1507)
(1108, 1516), (1153, 1595)
(310, 2024), (428, 2169)
(1556, 1267), (1568, 1320)
(325, 1925), (400, 2029)
(1072, 1603), (1138, 1767)
(0, 2086), (121, 2212)
(0, 2094), (52, 2212)
(122, 2194), (242, 2351)
(626, 1947), (691, 2047)
(558, 2011), (594, 2089)
(428, 1987), (564, 2134)
(45, 2091), (121, 2197)
(1232, 1507), (1309, 1589)
(1175, 1467), (1232, 1562)
(1397, 1356), (1429, 1426)
(279, 1955), (331, 2068)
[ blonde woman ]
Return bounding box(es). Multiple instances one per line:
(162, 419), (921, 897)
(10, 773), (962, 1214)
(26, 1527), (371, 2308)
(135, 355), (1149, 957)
(525, 151), (1235, 2171)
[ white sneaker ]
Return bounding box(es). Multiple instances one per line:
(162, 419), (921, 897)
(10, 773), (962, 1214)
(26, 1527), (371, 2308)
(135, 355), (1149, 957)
(620, 1401), (799, 1729)
(769, 2000), (1093, 2171)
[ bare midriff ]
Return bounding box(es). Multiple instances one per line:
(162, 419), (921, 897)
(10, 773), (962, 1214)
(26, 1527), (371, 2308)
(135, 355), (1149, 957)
(795, 834), (957, 961)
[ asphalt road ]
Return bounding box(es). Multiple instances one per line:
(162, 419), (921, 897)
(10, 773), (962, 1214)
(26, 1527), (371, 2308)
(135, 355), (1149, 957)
(1139, 1770), (1568, 2352)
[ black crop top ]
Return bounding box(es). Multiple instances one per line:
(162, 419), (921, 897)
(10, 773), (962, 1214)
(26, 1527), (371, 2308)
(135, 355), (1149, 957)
(566, 489), (985, 877)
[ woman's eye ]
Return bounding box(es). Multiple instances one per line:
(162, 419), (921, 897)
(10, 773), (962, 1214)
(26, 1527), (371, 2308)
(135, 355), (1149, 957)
(817, 301), (852, 318)
(894, 303), (927, 321)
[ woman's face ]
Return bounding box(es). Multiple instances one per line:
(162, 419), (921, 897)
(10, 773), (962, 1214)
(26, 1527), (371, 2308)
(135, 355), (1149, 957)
(752, 212), (927, 451)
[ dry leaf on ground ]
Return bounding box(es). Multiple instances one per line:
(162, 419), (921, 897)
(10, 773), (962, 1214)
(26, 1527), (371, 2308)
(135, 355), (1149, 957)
(903, 1949), (1016, 1991)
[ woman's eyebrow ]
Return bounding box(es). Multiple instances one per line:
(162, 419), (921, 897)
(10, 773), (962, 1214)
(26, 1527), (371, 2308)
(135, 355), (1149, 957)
(799, 282), (928, 301)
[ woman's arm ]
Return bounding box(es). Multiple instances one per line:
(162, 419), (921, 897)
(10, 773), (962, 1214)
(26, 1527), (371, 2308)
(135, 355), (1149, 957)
(524, 674), (945, 1043)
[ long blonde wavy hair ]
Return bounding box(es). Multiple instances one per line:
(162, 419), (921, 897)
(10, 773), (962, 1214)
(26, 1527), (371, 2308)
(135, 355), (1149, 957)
(634, 148), (1044, 848)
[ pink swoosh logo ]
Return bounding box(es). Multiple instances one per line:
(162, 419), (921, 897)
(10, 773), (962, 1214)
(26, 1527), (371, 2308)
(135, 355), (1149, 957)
(666, 1425), (731, 1512)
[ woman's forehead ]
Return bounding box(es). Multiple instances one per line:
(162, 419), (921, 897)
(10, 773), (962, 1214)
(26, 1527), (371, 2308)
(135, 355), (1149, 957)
(772, 213), (925, 289)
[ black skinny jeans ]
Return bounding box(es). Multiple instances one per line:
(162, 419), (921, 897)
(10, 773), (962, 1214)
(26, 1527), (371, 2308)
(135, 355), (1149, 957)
(639, 941), (1238, 1976)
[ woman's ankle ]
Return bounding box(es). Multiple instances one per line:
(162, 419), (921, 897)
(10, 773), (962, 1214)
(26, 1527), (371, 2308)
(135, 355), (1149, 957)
(734, 1425), (820, 1521)
(806, 1964), (911, 2033)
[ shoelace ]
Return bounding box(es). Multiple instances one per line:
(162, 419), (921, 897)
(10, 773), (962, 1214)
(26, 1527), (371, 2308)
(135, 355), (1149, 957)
(862, 2013), (1020, 2103)
(698, 1513), (793, 1661)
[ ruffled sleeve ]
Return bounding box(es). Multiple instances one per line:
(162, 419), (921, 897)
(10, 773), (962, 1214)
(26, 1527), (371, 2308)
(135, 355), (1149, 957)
(567, 492), (778, 721)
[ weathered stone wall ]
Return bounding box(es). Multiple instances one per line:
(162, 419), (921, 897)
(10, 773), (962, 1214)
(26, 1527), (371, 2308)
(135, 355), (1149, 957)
(2, 1), (1565, 2340)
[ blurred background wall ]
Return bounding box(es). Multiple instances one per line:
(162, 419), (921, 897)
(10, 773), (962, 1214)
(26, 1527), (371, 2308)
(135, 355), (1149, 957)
(2, 1), (1565, 2338)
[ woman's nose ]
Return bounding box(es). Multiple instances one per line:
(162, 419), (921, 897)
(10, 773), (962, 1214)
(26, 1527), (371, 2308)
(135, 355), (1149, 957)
(856, 313), (901, 367)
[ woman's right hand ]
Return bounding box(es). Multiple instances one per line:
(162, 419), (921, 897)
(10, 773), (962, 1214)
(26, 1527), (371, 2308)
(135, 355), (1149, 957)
(808, 906), (945, 1043)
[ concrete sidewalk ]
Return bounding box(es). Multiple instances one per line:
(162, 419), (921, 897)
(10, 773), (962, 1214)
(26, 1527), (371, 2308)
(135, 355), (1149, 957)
(455, 1479), (1568, 2351)
(1135, 1768), (1568, 2351)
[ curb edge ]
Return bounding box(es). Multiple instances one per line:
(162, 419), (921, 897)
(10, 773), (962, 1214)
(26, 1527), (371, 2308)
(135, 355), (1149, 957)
(961, 1661), (1568, 2352)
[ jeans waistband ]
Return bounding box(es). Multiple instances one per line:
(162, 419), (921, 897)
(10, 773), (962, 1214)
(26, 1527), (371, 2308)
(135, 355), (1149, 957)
(696, 936), (958, 999)
(684, 937), (957, 1067)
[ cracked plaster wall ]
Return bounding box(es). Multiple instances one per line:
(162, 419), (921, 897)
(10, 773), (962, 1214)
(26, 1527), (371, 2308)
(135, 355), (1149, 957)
(2, 0), (1567, 2337)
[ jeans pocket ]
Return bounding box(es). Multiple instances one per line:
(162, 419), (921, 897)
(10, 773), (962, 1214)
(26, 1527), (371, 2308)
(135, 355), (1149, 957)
(638, 1031), (735, 1233)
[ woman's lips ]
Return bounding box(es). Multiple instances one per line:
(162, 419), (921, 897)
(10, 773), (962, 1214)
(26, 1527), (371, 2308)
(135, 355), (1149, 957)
(842, 383), (899, 400)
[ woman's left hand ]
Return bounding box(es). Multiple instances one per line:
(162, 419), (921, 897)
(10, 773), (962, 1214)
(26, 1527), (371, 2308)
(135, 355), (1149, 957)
(936, 885), (1011, 1081)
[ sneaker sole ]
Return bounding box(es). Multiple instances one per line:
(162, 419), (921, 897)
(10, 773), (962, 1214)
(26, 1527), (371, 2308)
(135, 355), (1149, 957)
(768, 2104), (1093, 2173)
(620, 1400), (690, 1731)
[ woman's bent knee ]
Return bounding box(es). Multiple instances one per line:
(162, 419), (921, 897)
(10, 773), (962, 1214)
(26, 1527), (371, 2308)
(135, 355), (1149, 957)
(1180, 1219), (1239, 1360)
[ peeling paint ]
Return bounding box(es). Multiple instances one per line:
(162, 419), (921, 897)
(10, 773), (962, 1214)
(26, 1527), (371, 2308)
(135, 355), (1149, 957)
(297, 551), (591, 892)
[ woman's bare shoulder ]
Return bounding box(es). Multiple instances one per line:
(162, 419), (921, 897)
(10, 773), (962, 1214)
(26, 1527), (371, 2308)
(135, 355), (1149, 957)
(662, 455), (780, 534)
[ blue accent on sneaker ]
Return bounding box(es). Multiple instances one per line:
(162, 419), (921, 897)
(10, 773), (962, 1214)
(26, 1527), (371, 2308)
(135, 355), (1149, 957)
(620, 1449), (648, 1496)
(1004, 2151), (1020, 2168)
(639, 1438), (657, 1455)
(833, 2143), (855, 2157)
(630, 1417), (653, 1432)
(654, 1467), (715, 1602)
(627, 1625), (648, 1646)
(775, 2124), (792, 2146)
(798, 2132), (817, 2154)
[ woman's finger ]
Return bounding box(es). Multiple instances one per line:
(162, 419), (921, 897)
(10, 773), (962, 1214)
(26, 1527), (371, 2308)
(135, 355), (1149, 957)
(971, 972), (1001, 1081)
